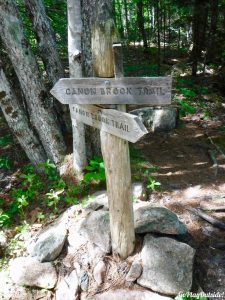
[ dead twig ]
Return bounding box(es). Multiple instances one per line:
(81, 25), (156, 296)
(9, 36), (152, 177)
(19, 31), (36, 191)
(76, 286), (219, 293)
(187, 206), (225, 231)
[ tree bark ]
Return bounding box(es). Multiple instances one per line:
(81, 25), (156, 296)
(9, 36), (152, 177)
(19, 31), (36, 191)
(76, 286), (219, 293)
(137, 0), (148, 49)
(24, 0), (71, 133)
(0, 68), (47, 165)
(0, 0), (66, 165)
(156, 0), (161, 75)
(67, 0), (87, 174)
(206, 0), (219, 62)
(191, 0), (209, 76)
(24, 0), (64, 84)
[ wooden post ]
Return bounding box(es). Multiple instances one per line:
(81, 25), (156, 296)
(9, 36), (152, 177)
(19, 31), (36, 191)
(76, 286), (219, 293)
(67, 0), (87, 174)
(92, 26), (135, 258)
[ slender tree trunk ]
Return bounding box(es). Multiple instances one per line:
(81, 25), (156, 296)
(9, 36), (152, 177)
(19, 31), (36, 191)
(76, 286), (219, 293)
(0, 68), (47, 165)
(24, 0), (64, 84)
(206, 0), (219, 62)
(137, 0), (148, 49)
(0, 0), (66, 165)
(67, 0), (87, 174)
(191, 0), (208, 76)
(163, 6), (166, 60)
(116, 0), (125, 39)
(123, 0), (129, 40)
(24, 0), (71, 133)
(156, 0), (161, 74)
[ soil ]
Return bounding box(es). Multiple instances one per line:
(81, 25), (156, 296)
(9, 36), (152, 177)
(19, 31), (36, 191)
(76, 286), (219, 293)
(1, 46), (225, 298)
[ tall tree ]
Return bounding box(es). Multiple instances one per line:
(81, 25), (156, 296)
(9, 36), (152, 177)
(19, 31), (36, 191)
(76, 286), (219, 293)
(136, 0), (148, 49)
(191, 0), (209, 76)
(67, 0), (87, 174)
(0, 67), (47, 165)
(0, 0), (66, 165)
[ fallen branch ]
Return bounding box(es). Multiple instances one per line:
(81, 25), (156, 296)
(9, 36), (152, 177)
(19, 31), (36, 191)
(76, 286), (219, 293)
(187, 206), (225, 230)
(208, 149), (218, 176)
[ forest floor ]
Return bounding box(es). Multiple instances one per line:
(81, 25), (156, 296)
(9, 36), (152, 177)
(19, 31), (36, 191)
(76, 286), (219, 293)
(1, 45), (225, 296)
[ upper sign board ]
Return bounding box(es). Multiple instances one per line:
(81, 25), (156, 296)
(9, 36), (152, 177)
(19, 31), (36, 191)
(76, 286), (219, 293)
(51, 77), (172, 105)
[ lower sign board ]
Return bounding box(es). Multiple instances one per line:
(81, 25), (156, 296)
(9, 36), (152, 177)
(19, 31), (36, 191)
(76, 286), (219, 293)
(70, 105), (148, 143)
(51, 77), (172, 105)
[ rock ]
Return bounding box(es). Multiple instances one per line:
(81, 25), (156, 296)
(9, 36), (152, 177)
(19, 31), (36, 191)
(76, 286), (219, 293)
(92, 289), (173, 300)
(0, 231), (7, 256)
(137, 235), (195, 295)
(67, 219), (88, 253)
(132, 182), (147, 201)
(30, 224), (67, 262)
(9, 257), (57, 289)
(0, 270), (34, 300)
(87, 243), (106, 265)
(79, 210), (111, 253)
(85, 191), (109, 211)
(134, 205), (187, 235)
(85, 183), (146, 211)
(130, 107), (177, 132)
(79, 271), (89, 292)
(93, 260), (107, 285)
(125, 261), (142, 282)
(55, 270), (79, 300)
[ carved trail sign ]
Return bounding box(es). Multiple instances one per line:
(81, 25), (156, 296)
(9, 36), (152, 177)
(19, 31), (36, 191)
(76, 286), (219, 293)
(71, 104), (148, 143)
(50, 77), (172, 105)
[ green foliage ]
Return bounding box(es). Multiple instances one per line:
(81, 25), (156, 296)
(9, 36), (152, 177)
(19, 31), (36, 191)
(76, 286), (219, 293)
(83, 156), (106, 183)
(146, 176), (161, 192)
(0, 135), (13, 147)
(0, 156), (12, 170)
(178, 100), (196, 117)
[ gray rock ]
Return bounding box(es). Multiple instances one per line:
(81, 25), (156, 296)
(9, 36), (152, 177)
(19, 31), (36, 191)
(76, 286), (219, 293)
(0, 231), (7, 256)
(79, 271), (89, 292)
(87, 242), (106, 265)
(85, 191), (109, 211)
(92, 289), (173, 300)
(85, 183), (147, 211)
(93, 260), (107, 285)
(79, 210), (111, 253)
(67, 219), (88, 254)
(132, 182), (147, 201)
(9, 257), (57, 289)
(126, 261), (142, 282)
(134, 205), (187, 235)
(137, 235), (195, 295)
(30, 224), (67, 262)
(55, 270), (79, 300)
(130, 107), (177, 132)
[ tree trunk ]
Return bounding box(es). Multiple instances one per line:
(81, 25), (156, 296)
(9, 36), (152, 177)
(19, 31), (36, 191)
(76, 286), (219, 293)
(123, 0), (129, 40)
(24, 0), (64, 84)
(191, 0), (208, 76)
(24, 0), (71, 133)
(0, 0), (66, 165)
(67, 0), (87, 174)
(0, 68), (47, 165)
(206, 0), (219, 62)
(137, 0), (148, 49)
(156, 0), (161, 74)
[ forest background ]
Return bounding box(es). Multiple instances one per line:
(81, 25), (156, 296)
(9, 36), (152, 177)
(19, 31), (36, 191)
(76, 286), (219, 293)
(0, 0), (225, 229)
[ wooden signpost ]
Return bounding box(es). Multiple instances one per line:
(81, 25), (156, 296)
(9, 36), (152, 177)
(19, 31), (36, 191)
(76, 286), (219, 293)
(51, 43), (172, 259)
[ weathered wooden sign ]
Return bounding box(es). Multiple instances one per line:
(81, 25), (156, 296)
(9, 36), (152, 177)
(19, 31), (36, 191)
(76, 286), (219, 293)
(71, 104), (147, 143)
(50, 77), (172, 105)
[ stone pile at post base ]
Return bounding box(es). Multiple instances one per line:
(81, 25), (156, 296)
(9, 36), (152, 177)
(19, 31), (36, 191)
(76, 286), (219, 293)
(0, 182), (196, 300)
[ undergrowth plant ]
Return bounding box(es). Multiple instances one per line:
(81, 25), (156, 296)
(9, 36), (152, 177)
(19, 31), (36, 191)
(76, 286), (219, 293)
(0, 156), (106, 228)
